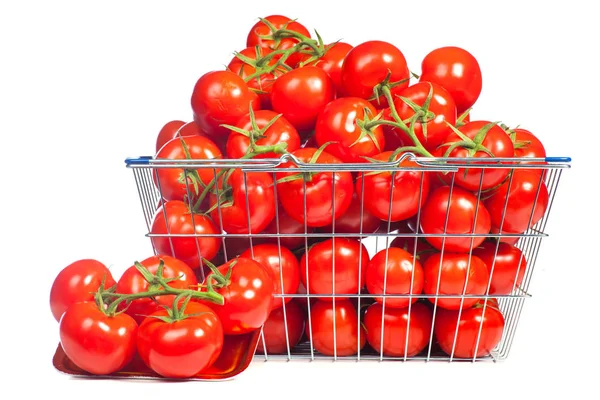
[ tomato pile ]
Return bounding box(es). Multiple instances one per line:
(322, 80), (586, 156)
(51, 15), (552, 374)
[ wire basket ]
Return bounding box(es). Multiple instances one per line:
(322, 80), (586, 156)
(125, 153), (570, 362)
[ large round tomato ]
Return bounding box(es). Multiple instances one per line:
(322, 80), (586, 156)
(318, 193), (380, 235)
(366, 247), (424, 308)
(420, 186), (491, 252)
(151, 200), (221, 269)
(59, 302), (137, 375)
(155, 120), (185, 153)
(356, 151), (430, 222)
(271, 66), (335, 133)
(420, 46), (482, 113)
(423, 253), (489, 310)
(50, 259), (116, 322)
(240, 244), (300, 310)
(473, 241), (527, 294)
(434, 300), (505, 358)
(257, 300), (305, 354)
(300, 238), (369, 300)
(310, 42), (353, 95)
(341, 41), (409, 107)
(314, 97), (385, 163)
(276, 148), (353, 227)
(363, 302), (433, 357)
(513, 128), (547, 174)
(307, 299), (366, 356)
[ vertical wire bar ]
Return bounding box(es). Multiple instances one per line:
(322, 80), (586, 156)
(212, 167), (228, 263)
(357, 171), (366, 361)
(134, 169), (160, 255)
(303, 174), (315, 360)
(182, 167), (205, 279)
(132, 169), (153, 230)
(331, 170), (337, 361)
(153, 167), (177, 259)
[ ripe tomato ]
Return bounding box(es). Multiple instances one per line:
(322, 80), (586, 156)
(59, 302), (137, 375)
(366, 247), (424, 308)
(363, 302), (433, 357)
(271, 66), (335, 133)
(137, 302), (223, 378)
(209, 169), (275, 234)
(154, 135), (222, 203)
(420, 186), (491, 252)
(156, 120), (185, 153)
(423, 253), (489, 310)
(434, 300), (505, 358)
(513, 128), (547, 175)
(203, 257), (274, 335)
(314, 97), (385, 163)
(307, 299), (366, 356)
(226, 110), (300, 159)
(310, 42), (353, 95)
(191, 71), (260, 146)
(50, 259), (116, 322)
(240, 244), (300, 310)
(151, 200), (221, 269)
(356, 151), (430, 222)
(341, 41), (409, 107)
(300, 238), (369, 300)
(257, 300), (305, 354)
(258, 204), (311, 250)
(116, 255), (198, 324)
(276, 148), (353, 227)
(473, 241), (527, 294)
(420, 46), (482, 113)
(318, 193), (380, 235)
(390, 235), (437, 266)
(484, 169), (549, 235)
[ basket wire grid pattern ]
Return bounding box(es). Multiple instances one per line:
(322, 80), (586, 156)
(126, 154), (570, 362)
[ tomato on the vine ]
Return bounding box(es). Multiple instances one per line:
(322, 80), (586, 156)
(156, 120), (185, 153)
(257, 300), (305, 354)
(512, 128), (547, 174)
(473, 241), (527, 295)
(310, 42), (353, 95)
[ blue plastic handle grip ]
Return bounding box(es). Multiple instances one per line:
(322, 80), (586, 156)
(125, 156), (152, 165)
(544, 157), (571, 163)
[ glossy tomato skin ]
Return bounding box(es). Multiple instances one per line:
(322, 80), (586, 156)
(513, 128), (547, 175)
(202, 257), (274, 335)
(420, 46), (482, 113)
(434, 300), (505, 358)
(423, 253), (489, 310)
(191, 71), (260, 146)
(240, 244), (300, 310)
(136, 302), (223, 378)
(315, 97), (385, 163)
(366, 247), (424, 308)
(156, 120), (186, 153)
(116, 255), (198, 325)
(226, 110), (300, 159)
(356, 152), (430, 222)
(473, 241), (527, 294)
(151, 200), (221, 269)
(276, 148), (354, 227)
(420, 186), (491, 252)
(341, 41), (409, 107)
(300, 238), (369, 300)
(307, 299), (366, 356)
(364, 302), (433, 357)
(271, 66), (335, 133)
(318, 193), (380, 235)
(59, 302), (138, 375)
(257, 300), (305, 354)
(310, 42), (353, 95)
(50, 259), (116, 322)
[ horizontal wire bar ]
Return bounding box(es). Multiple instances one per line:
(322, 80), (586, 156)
(145, 232), (548, 238)
(272, 293), (531, 299)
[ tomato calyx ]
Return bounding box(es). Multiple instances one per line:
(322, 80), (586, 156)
(145, 293), (209, 324)
(232, 46), (290, 94)
(456, 108), (472, 128)
(275, 141), (334, 184)
(203, 258), (237, 289)
(500, 123), (531, 150)
(176, 136), (208, 201)
(353, 107), (384, 151)
(439, 121), (499, 158)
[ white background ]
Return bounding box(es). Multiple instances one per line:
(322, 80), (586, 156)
(1, 0), (598, 398)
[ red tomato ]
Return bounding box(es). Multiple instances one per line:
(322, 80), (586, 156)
(363, 302), (433, 357)
(202, 257), (274, 335)
(423, 253), (489, 310)
(156, 120), (185, 153)
(59, 302), (137, 375)
(240, 244), (300, 310)
(116, 255), (198, 325)
(209, 169), (275, 234)
(191, 71), (260, 146)
(434, 300), (505, 358)
(50, 259), (115, 322)
(258, 204), (311, 249)
(151, 200), (221, 269)
(318, 193), (380, 235)
(154, 135), (222, 203)
(307, 299), (366, 356)
(310, 42), (353, 95)
(484, 169), (548, 235)
(226, 110), (300, 159)
(300, 238), (369, 300)
(315, 97), (385, 163)
(137, 302), (223, 378)
(257, 300), (305, 354)
(420, 186), (491, 252)
(341, 41), (410, 107)
(356, 151), (430, 222)
(420, 46), (482, 113)
(271, 66), (335, 133)
(366, 247), (424, 308)
(473, 241), (527, 294)
(390, 235), (437, 266)
(513, 128), (547, 175)
(276, 148), (353, 227)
